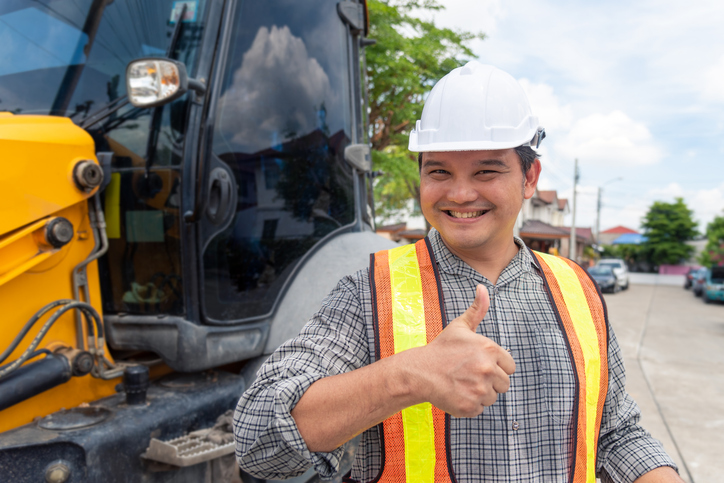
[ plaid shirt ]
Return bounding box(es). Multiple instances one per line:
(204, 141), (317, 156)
(234, 229), (676, 482)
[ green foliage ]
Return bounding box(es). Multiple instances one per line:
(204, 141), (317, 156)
(600, 244), (643, 267)
(366, 0), (482, 222)
(640, 198), (698, 266)
(698, 214), (724, 267)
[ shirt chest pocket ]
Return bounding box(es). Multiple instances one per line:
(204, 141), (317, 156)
(534, 327), (577, 424)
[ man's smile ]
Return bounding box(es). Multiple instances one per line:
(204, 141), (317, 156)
(444, 209), (490, 219)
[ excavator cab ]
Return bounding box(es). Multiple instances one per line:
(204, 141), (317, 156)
(0, 1), (390, 481)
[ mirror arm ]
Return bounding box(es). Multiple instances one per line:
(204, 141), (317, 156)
(186, 78), (206, 96)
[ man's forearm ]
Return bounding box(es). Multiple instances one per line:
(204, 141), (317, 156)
(291, 348), (420, 452)
(634, 466), (684, 482)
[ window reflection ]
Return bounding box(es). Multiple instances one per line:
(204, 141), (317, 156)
(203, 0), (355, 322)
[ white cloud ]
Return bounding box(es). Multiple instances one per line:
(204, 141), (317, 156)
(701, 55), (724, 102)
(647, 182), (686, 199)
(215, 25), (332, 153)
(420, 0), (503, 37)
(691, 186), (724, 227)
(518, 78), (573, 132)
(554, 111), (662, 167)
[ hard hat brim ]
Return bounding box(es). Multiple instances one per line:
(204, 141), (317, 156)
(408, 135), (531, 152)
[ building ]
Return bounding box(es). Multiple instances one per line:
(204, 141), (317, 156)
(599, 225), (639, 245)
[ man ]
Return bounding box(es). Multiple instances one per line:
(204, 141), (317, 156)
(234, 62), (681, 482)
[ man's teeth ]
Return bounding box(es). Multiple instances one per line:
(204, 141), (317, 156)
(447, 210), (486, 218)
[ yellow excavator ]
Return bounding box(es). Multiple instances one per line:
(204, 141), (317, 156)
(0, 1), (391, 481)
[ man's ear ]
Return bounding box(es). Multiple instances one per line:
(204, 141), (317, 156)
(524, 158), (542, 199)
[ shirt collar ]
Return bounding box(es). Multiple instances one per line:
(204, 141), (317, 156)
(427, 228), (537, 285)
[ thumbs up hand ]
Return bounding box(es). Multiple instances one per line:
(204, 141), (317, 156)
(411, 284), (516, 418)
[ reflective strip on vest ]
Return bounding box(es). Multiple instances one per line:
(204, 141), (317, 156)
(368, 238), (454, 483)
(532, 250), (609, 483)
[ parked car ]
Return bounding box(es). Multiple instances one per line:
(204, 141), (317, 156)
(684, 266), (702, 289)
(596, 258), (630, 290)
(587, 266), (621, 293)
(692, 267), (708, 297)
(703, 267), (724, 303)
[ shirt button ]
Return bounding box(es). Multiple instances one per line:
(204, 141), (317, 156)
(493, 287), (499, 295)
(512, 421), (520, 431)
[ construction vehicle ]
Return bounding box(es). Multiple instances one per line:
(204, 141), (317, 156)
(0, 1), (393, 481)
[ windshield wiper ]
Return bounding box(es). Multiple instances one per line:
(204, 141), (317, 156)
(143, 3), (189, 179)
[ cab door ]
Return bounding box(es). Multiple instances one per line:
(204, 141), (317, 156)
(197, 0), (359, 325)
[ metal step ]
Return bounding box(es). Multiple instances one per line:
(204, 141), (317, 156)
(142, 428), (234, 467)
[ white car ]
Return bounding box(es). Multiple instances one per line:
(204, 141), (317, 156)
(596, 258), (630, 290)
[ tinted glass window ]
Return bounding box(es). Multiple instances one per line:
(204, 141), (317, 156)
(0, 0), (205, 119)
(599, 262), (622, 269)
(589, 267), (613, 276)
(202, 0), (355, 321)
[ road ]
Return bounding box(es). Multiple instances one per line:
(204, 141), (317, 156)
(605, 283), (724, 483)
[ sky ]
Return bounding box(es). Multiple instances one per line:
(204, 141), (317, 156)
(419, 0), (724, 236)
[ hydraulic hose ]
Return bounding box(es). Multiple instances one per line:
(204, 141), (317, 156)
(0, 301), (103, 380)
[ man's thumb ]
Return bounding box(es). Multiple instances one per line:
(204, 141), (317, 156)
(459, 284), (490, 331)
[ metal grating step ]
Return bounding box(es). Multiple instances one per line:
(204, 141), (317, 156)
(142, 428), (234, 467)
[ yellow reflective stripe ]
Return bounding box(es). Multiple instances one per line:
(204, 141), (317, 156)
(401, 402), (435, 482)
(388, 244), (436, 483)
(538, 254), (600, 483)
(388, 244), (427, 354)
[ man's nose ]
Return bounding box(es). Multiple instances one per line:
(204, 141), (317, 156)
(446, 180), (479, 204)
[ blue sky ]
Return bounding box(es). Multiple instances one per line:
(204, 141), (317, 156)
(422, 0), (724, 235)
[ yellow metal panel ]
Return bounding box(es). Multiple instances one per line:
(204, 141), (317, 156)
(0, 114), (98, 235)
(0, 203), (120, 433)
(537, 253), (600, 483)
(387, 244), (436, 483)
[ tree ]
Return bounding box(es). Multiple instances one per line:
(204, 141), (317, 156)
(698, 214), (724, 267)
(640, 198), (698, 266)
(366, 0), (482, 222)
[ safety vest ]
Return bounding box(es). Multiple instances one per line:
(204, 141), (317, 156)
(355, 238), (609, 483)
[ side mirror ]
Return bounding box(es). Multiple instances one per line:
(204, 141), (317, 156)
(125, 58), (206, 108)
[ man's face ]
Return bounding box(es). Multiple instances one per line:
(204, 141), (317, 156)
(419, 149), (540, 255)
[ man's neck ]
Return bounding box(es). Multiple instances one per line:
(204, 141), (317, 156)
(441, 235), (520, 285)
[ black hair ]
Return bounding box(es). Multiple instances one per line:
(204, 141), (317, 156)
(417, 145), (540, 173)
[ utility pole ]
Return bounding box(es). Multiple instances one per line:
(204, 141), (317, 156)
(570, 159), (579, 260)
(596, 177), (623, 246)
(596, 187), (602, 245)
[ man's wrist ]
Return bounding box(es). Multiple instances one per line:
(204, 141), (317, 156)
(382, 348), (427, 408)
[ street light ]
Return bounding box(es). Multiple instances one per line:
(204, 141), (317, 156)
(596, 177), (623, 244)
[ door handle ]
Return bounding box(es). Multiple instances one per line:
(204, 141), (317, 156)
(206, 167), (233, 224)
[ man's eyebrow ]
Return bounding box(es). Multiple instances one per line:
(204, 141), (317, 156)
(422, 159), (509, 168)
(422, 159), (446, 168)
(474, 159), (508, 168)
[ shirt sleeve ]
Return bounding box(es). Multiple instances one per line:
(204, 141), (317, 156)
(596, 323), (678, 483)
(233, 273), (371, 480)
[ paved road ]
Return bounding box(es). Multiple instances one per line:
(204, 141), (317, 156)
(605, 283), (724, 483)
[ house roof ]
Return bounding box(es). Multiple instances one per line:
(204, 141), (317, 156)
(558, 198), (568, 210)
(537, 190), (557, 204)
(398, 229), (427, 240)
(612, 233), (648, 244)
(601, 225), (639, 235)
(559, 226), (593, 242)
(519, 220), (569, 239)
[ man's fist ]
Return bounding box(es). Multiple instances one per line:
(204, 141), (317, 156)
(411, 284), (516, 418)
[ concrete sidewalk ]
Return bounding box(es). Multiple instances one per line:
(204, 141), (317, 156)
(604, 284), (724, 483)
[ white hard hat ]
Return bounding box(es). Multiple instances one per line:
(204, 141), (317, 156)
(409, 61), (545, 152)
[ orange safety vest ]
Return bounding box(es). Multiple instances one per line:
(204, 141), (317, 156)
(352, 238), (609, 483)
